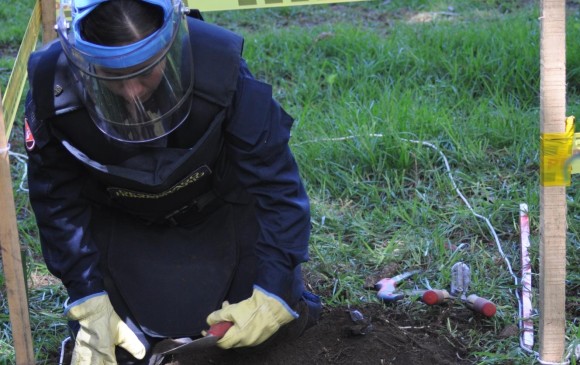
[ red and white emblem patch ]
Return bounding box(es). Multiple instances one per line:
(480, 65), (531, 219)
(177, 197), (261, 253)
(24, 118), (36, 151)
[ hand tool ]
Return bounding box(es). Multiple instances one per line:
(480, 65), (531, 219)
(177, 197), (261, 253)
(422, 262), (496, 317)
(149, 321), (233, 365)
(417, 277), (451, 305)
(371, 266), (496, 317)
(464, 294), (497, 317)
(421, 288), (451, 305)
(374, 270), (421, 302)
(421, 290), (496, 316)
(451, 262), (496, 317)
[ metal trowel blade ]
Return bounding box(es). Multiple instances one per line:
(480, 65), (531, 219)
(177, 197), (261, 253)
(154, 321), (233, 356)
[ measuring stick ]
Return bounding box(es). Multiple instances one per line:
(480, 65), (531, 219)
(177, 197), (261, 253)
(539, 0), (567, 361)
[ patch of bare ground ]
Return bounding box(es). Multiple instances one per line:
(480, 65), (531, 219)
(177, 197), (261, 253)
(165, 303), (479, 365)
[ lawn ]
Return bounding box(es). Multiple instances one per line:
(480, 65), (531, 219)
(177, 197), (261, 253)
(1, 0), (579, 364)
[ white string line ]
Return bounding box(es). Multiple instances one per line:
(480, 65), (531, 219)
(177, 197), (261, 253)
(59, 337), (71, 365)
(538, 357), (571, 365)
(8, 150), (29, 192)
(1, 144), (29, 192)
(0, 143), (10, 154)
(295, 133), (575, 364)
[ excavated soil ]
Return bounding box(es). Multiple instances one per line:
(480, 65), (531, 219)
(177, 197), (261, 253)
(57, 301), (495, 365)
(163, 302), (482, 365)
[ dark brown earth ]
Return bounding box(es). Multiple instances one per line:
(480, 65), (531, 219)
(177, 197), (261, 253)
(54, 267), (506, 364)
(54, 265), (506, 365)
(57, 301), (493, 365)
(163, 302), (483, 365)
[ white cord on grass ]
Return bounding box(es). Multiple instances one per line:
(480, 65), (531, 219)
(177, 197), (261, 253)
(296, 133), (575, 364)
(8, 150), (29, 192)
(59, 336), (71, 365)
(1, 144), (29, 191)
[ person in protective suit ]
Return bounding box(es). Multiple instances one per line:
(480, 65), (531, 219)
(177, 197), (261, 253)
(23, 0), (321, 364)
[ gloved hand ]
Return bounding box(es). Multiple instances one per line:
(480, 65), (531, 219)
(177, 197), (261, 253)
(65, 292), (146, 365)
(206, 285), (298, 349)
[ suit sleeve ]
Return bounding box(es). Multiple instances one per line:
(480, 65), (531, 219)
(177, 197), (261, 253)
(24, 93), (104, 302)
(224, 61), (310, 305)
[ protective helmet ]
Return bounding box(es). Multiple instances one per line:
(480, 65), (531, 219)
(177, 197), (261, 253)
(56, 0), (194, 143)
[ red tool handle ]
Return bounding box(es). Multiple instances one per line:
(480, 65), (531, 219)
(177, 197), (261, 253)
(465, 294), (496, 317)
(421, 289), (450, 305)
(207, 321), (234, 338)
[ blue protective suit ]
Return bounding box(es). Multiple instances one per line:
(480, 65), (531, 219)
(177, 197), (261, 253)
(24, 15), (314, 338)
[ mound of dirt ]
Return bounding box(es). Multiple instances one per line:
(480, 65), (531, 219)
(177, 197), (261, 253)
(165, 303), (475, 365)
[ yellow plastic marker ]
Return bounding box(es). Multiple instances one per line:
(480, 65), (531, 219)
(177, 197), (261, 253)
(540, 116), (575, 186)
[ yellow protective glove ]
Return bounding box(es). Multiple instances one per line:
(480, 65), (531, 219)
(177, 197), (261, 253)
(66, 293), (146, 365)
(206, 285), (298, 349)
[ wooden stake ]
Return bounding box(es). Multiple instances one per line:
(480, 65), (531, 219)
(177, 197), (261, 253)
(0, 89), (35, 364)
(40, 0), (56, 44)
(539, 0), (567, 362)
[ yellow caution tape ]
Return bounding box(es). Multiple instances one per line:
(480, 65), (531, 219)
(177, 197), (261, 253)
(56, 0), (368, 15)
(186, 0), (368, 12)
(5, 0), (366, 137)
(540, 116), (575, 186)
(2, 0), (41, 139)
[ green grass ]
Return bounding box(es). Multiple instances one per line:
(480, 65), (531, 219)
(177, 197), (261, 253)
(1, 0), (579, 364)
(0, 0), (36, 46)
(0, 0), (36, 93)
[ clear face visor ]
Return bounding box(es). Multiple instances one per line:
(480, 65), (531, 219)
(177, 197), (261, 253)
(57, 0), (194, 143)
